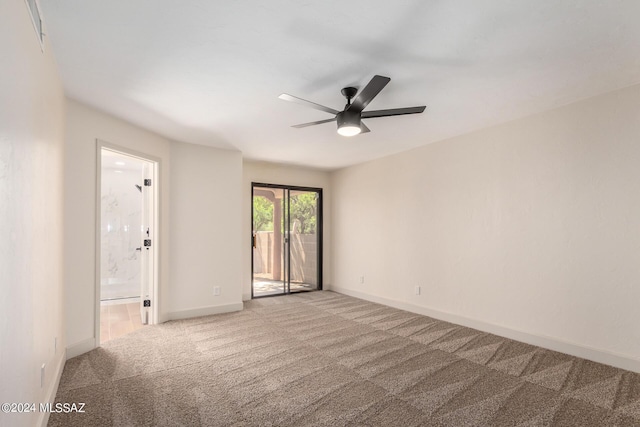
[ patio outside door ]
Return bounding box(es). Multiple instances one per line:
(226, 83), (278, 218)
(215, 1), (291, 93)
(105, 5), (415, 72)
(251, 183), (322, 298)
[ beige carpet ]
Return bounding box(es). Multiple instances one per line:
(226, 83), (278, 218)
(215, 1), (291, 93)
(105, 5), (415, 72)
(50, 291), (640, 426)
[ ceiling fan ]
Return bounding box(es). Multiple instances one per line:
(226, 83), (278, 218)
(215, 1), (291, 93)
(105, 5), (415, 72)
(279, 75), (426, 137)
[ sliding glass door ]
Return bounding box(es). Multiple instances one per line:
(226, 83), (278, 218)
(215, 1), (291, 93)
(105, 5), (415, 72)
(251, 183), (322, 298)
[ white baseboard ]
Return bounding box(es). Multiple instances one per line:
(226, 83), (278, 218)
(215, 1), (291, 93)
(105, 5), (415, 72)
(330, 285), (640, 374)
(166, 302), (244, 321)
(66, 338), (96, 360)
(37, 349), (66, 427)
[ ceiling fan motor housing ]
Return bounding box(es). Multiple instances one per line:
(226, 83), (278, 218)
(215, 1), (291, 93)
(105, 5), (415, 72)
(337, 109), (361, 129)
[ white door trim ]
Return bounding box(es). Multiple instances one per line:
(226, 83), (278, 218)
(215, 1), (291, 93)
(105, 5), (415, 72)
(95, 140), (161, 345)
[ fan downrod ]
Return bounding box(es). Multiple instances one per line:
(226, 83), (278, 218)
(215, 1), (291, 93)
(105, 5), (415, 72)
(341, 87), (358, 105)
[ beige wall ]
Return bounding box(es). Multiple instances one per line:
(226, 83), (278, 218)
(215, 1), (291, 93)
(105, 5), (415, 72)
(0, 2), (66, 426)
(169, 142), (243, 315)
(64, 99), (243, 356)
(331, 84), (640, 371)
(243, 161), (331, 300)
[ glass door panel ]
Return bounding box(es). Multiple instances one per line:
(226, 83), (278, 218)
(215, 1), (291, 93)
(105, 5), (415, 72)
(288, 190), (320, 292)
(252, 186), (287, 297)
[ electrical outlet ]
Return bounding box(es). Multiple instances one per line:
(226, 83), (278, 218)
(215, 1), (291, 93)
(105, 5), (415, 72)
(359, 276), (365, 284)
(41, 364), (46, 388)
(213, 286), (221, 296)
(415, 286), (421, 295)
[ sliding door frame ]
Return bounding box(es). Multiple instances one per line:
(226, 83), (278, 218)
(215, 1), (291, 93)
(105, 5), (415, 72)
(251, 182), (323, 298)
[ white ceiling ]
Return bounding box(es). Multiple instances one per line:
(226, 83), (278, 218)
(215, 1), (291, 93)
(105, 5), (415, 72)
(42, 1), (640, 170)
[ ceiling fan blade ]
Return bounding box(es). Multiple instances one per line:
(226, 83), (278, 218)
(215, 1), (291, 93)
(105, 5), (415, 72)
(279, 94), (340, 115)
(361, 106), (426, 119)
(291, 117), (337, 128)
(360, 122), (370, 133)
(347, 75), (390, 113)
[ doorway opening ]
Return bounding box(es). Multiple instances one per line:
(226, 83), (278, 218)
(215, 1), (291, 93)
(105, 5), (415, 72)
(97, 143), (158, 344)
(251, 183), (323, 298)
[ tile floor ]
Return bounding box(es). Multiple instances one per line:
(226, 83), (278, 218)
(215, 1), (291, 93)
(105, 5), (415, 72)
(100, 301), (146, 344)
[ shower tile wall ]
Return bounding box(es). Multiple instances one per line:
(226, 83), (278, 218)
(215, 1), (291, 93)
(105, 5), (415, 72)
(101, 165), (144, 301)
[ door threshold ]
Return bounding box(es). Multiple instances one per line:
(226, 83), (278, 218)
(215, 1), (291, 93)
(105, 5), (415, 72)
(251, 289), (318, 299)
(100, 297), (141, 305)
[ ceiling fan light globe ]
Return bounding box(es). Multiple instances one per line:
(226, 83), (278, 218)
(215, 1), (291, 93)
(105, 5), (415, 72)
(337, 125), (361, 137)
(336, 110), (362, 137)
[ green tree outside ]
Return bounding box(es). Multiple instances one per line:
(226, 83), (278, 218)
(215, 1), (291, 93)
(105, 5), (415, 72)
(290, 193), (317, 234)
(253, 193), (317, 234)
(253, 196), (273, 231)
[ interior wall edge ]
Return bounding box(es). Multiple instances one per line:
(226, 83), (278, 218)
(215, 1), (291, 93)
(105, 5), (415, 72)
(65, 338), (97, 360)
